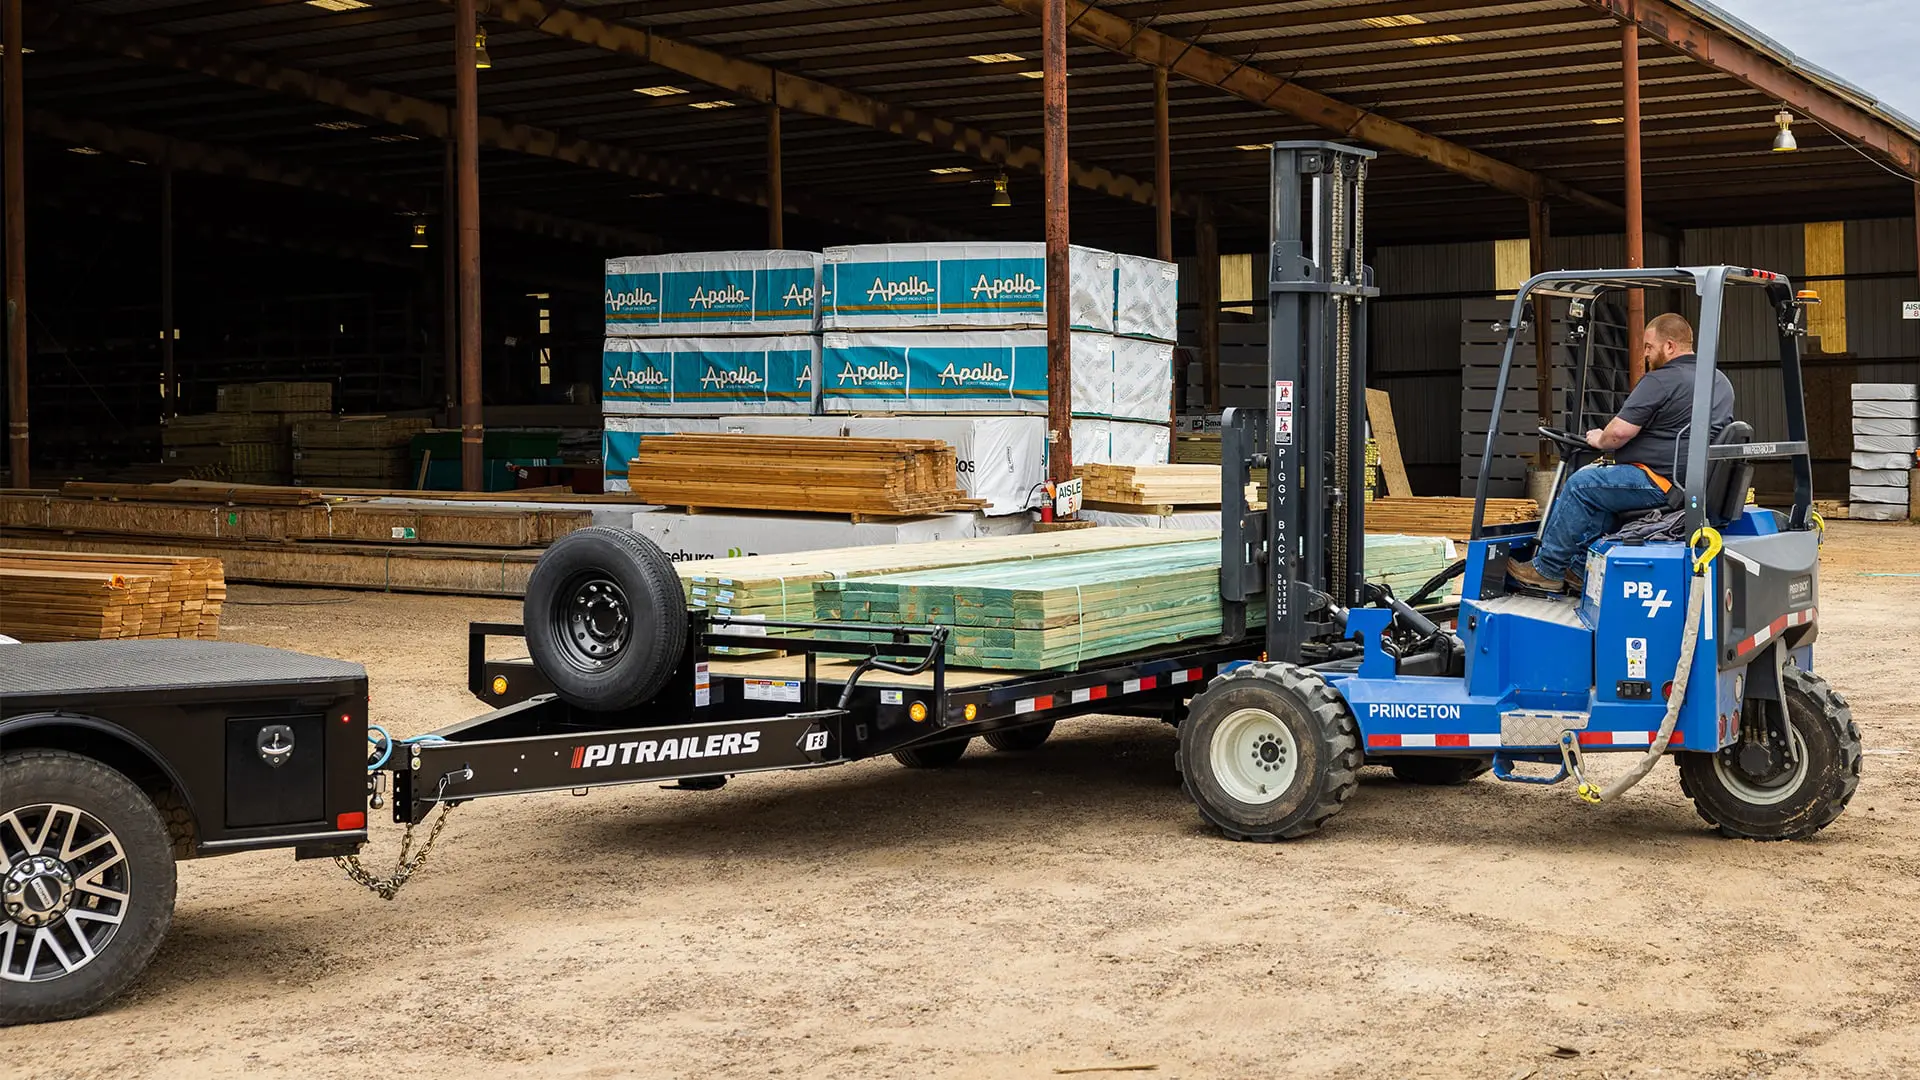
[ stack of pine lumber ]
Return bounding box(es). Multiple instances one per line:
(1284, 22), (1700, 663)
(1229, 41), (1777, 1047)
(1364, 496), (1537, 542)
(1364, 535), (1458, 599)
(1079, 464), (1226, 511)
(0, 550), (225, 642)
(815, 539), (1261, 671)
(217, 381), (332, 414)
(162, 412), (327, 483)
(293, 416), (433, 489)
(0, 485), (590, 548)
(680, 528), (1198, 648)
(627, 435), (984, 519)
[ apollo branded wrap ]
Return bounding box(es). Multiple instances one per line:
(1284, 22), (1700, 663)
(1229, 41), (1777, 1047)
(821, 243), (1115, 332)
(604, 250), (822, 337)
(602, 336), (821, 417)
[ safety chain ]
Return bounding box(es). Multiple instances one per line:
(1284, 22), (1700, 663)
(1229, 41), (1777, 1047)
(335, 802), (456, 901)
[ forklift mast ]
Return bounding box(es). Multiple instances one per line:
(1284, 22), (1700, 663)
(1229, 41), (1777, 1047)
(1221, 141), (1380, 663)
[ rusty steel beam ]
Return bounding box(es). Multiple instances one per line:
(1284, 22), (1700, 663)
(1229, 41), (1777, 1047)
(766, 105), (783, 249)
(161, 163), (176, 420)
(989, 0), (1631, 222)
(1623, 20), (1646, 385)
(26, 111), (664, 252)
(27, 5), (966, 243)
(1043, 0), (1072, 486)
(443, 139), (458, 415)
(1582, 0), (1920, 178)
(469, 0), (1200, 217)
(4, 0), (26, 487)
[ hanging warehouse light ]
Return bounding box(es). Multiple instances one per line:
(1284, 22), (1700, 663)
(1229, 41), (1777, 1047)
(991, 171), (1012, 208)
(410, 220), (429, 249)
(474, 27), (493, 70)
(1772, 108), (1797, 152)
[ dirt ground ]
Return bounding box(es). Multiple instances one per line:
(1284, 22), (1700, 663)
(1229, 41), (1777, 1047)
(11, 521), (1920, 1078)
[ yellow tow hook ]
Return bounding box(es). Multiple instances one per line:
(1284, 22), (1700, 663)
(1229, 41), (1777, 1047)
(1559, 731), (1602, 804)
(1689, 525), (1724, 576)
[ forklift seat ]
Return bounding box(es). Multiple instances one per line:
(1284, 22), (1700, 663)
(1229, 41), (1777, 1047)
(1701, 420), (1754, 526)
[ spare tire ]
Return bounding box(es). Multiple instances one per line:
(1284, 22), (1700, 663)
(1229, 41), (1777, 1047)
(524, 527), (687, 712)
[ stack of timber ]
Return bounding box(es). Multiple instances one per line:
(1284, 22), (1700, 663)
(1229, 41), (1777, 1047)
(217, 381), (333, 414)
(293, 416), (432, 489)
(1364, 496), (1538, 542)
(680, 528), (1197, 647)
(1076, 463), (1259, 514)
(815, 539), (1260, 671)
(626, 435), (983, 519)
(1365, 535), (1457, 599)
(0, 550), (224, 642)
(161, 412), (327, 484)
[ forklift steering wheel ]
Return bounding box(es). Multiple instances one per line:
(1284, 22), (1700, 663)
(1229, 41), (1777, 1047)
(1537, 426), (1595, 456)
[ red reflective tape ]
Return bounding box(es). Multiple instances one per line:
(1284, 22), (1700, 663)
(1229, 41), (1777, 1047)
(570, 745), (585, 769)
(1577, 731), (1608, 746)
(1140, 675), (1158, 690)
(1187, 667), (1205, 683)
(1090, 685), (1109, 700)
(1367, 734), (1402, 748)
(1436, 733), (1470, 747)
(1034, 695), (1054, 711)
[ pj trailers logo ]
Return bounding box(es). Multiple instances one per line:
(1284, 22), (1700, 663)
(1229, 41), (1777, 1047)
(572, 731), (762, 768)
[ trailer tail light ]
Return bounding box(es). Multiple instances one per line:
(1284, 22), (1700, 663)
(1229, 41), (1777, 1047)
(1661, 681), (1674, 700)
(336, 811), (367, 831)
(963, 704), (977, 721)
(909, 701), (929, 723)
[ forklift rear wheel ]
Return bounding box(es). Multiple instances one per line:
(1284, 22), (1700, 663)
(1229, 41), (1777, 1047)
(1177, 664), (1361, 841)
(1678, 666), (1861, 841)
(984, 723), (1054, 752)
(893, 738), (971, 769)
(1388, 756), (1493, 786)
(0, 750), (176, 1027)
(524, 527), (688, 713)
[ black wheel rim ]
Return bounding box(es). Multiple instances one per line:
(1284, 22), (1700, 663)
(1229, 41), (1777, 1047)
(554, 572), (633, 674)
(2, 803), (130, 983)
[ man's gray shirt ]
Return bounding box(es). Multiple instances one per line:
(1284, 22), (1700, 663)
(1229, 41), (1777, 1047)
(1613, 353), (1735, 485)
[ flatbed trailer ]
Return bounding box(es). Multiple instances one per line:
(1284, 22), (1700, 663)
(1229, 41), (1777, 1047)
(386, 615), (1257, 826)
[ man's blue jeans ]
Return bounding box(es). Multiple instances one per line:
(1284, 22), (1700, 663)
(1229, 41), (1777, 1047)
(1532, 465), (1669, 578)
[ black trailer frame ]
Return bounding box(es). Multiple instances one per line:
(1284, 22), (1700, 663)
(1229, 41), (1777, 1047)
(386, 614), (1255, 824)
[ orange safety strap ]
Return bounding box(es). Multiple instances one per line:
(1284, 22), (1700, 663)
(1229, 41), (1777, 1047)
(1628, 461), (1673, 494)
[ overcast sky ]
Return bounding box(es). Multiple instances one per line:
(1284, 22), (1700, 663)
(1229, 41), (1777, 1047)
(1710, 0), (1920, 121)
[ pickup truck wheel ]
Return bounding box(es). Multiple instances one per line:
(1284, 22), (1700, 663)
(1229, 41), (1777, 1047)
(0, 750), (175, 1026)
(892, 738), (971, 769)
(525, 527), (688, 712)
(1177, 663), (1361, 841)
(984, 722), (1053, 752)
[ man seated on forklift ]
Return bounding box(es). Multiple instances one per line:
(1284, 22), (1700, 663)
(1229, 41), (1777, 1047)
(1508, 312), (1735, 594)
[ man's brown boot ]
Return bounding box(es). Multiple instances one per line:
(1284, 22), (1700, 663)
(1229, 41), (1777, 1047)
(1506, 559), (1564, 594)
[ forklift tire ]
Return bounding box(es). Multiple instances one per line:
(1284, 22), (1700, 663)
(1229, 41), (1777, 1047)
(984, 722), (1054, 752)
(1177, 664), (1361, 841)
(1388, 756), (1493, 786)
(0, 750), (176, 1026)
(892, 738), (971, 769)
(524, 527), (688, 713)
(1678, 666), (1861, 841)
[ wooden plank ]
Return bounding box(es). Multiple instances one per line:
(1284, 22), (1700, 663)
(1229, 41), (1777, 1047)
(1, 534), (537, 597)
(3, 492), (592, 548)
(0, 549), (224, 641)
(627, 434), (982, 517)
(1366, 388), (1414, 499)
(1365, 496), (1538, 542)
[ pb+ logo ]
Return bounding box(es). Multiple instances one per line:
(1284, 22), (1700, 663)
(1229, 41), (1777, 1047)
(1623, 580), (1672, 617)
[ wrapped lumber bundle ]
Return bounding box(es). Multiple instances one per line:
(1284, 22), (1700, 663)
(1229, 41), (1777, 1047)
(0, 550), (224, 642)
(815, 539), (1261, 671)
(293, 416), (433, 489)
(162, 411), (327, 484)
(679, 528), (1197, 651)
(626, 434), (983, 518)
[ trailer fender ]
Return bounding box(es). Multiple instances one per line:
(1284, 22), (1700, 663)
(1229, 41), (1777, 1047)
(0, 712), (199, 856)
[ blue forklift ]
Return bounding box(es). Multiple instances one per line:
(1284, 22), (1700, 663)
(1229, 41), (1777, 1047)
(1186, 141), (1859, 841)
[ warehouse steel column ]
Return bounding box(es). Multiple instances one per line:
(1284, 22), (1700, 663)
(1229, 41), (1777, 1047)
(1153, 67), (1172, 264)
(4, 0), (27, 487)
(455, 0), (484, 490)
(443, 140), (458, 415)
(1529, 198), (1552, 462)
(1197, 206), (1220, 409)
(1622, 18), (1646, 385)
(160, 163), (176, 420)
(1042, 0), (1072, 483)
(767, 105), (784, 249)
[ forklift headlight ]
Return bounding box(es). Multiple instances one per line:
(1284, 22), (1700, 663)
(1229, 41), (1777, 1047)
(910, 701), (929, 723)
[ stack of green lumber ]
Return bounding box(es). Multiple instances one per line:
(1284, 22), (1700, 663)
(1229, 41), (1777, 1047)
(1365, 535), (1458, 599)
(678, 529), (1197, 651)
(815, 539), (1261, 671)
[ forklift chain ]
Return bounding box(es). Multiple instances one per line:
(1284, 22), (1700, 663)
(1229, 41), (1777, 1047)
(335, 802), (456, 901)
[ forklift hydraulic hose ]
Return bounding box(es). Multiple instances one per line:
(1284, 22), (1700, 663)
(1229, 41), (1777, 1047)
(1586, 528), (1722, 804)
